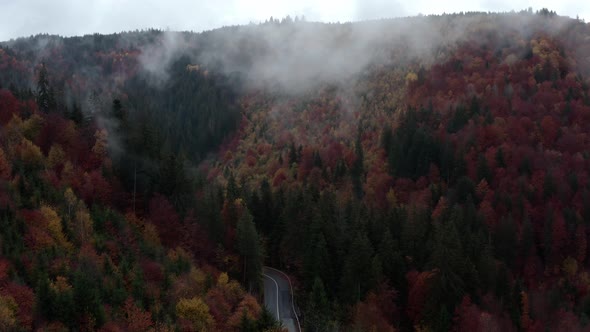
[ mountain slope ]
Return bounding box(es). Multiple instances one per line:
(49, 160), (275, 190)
(1, 9), (590, 331)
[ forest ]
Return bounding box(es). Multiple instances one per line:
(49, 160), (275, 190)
(1, 8), (590, 332)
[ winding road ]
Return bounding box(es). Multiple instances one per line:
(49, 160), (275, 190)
(262, 266), (301, 332)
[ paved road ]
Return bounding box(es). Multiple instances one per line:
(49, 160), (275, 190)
(262, 267), (301, 332)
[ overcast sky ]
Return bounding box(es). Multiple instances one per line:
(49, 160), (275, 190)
(1, 0), (588, 41)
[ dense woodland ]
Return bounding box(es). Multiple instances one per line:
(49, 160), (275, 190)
(2, 8), (590, 331)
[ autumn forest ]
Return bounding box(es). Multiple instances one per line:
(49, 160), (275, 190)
(1, 8), (590, 332)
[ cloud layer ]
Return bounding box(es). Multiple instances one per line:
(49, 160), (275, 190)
(1, 0), (588, 41)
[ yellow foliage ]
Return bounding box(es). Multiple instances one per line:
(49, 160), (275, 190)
(62, 162), (75, 185)
(51, 276), (73, 293)
(47, 144), (66, 168)
(176, 297), (213, 332)
(20, 114), (44, 140)
(41, 205), (73, 252)
(64, 188), (77, 217)
(167, 247), (192, 264)
(92, 129), (108, 158)
(74, 205), (93, 243)
(0, 294), (17, 331)
(143, 223), (161, 247)
(215, 272), (244, 306)
(4, 115), (24, 151)
(217, 272), (229, 287)
(405, 72), (418, 84)
(60, 121), (77, 145)
(19, 139), (44, 168)
(189, 267), (207, 294)
(562, 257), (578, 278)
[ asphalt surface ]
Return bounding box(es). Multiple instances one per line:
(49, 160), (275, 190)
(262, 267), (301, 332)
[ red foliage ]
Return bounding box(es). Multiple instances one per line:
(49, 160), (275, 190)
(123, 298), (153, 332)
(0, 89), (19, 125)
(406, 270), (435, 322)
(148, 194), (182, 247)
(206, 287), (232, 328)
(452, 296), (482, 332)
(2, 282), (34, 330)
(140, 259), (164, 285)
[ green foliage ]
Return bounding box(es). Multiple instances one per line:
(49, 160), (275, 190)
(305, 277), (331, 332)
(236, 208), (263, 292)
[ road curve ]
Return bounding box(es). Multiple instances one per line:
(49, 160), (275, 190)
(262, 266), (301, 332)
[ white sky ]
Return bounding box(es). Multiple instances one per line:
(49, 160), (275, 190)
(0, 0), (588, 41)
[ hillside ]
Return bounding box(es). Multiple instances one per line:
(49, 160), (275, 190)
(2, 9), (590, 331)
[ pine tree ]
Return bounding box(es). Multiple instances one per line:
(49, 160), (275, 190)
(36, 63), (54, 113)
(257, 307), (282, 330)
(305, 277), (330, 332)
(236, 208), (263, 292)
(425, 207), (468, 324)
(342, 232), (373, 303)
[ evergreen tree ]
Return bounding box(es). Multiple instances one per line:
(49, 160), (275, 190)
(342, 232), (373, 303)
(257, 307), (282, 331)
(36, 63), (54, 113)
(73, 262), (105, 327)
(305, 277), (330, 332)
(236, 208), (263, 292)
(425, 207), (470, 325)
(494, 215), (518, 268)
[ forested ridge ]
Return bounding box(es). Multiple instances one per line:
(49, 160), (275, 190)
(1, 9), (590, 331)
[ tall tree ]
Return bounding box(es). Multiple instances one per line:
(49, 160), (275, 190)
(236, 208), (263, 292)
(305, 277), (331, 332)
(36, 63), (55, 113)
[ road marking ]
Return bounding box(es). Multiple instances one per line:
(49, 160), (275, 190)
(265, 267), (302, 332)
(263, 273), (280, 321)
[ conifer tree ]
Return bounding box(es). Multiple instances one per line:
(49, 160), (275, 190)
(237, 208), (263, 292)
(305, 277), (330, 332)
(36, 63), (54, 113)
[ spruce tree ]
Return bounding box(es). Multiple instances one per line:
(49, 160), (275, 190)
(36, 63), (53, 113)
(305, 277), (330, 332)
(236, 208), (263, 292)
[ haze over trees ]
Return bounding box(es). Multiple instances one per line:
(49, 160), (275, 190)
(1, 7), (590, 331)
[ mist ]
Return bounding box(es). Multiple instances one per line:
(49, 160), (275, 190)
(130, 11), (577, 95)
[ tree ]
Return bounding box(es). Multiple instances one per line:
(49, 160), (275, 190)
(0, 148), (11, 181)
(342, 232), (373, 302)
(228, 294), (261, 329)
(0, 294), (17, 331)
(72, 262), (105, 329)
(124, 298), (153, 332)
(494, 215), (517, 267)
(176, 297), (214, 332)
(40, 205), (73, 252)
(256, 307), (282, 331)
(36, 63), (55, 113)
(305, 277), (330, 332)
(350, 286), (397, 332)
(425, 207), (471, 326)
(351, 129), (364, 198)
(236, 208), (263, 292)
